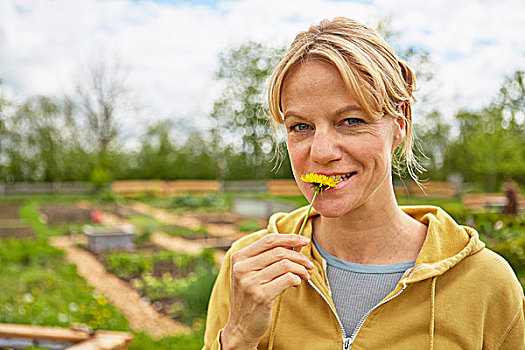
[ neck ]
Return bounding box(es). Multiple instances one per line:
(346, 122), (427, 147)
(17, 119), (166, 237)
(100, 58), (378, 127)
(313, 188), (426, 264)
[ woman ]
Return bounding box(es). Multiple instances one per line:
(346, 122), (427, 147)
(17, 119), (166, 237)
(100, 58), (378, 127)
(204, 17), (524, 350)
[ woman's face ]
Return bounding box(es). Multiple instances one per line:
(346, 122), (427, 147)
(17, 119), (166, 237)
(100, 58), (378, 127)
(281, 60), (403, 218)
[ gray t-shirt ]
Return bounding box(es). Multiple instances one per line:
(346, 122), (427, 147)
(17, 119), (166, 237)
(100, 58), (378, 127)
(313, 236), (415, 336)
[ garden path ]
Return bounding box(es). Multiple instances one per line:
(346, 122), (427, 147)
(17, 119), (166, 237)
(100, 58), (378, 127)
(128, 201), (244, 238)
(49, 235), (191, 339)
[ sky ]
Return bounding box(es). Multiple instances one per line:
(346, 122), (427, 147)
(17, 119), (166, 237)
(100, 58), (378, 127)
(1, 0), (524, 140)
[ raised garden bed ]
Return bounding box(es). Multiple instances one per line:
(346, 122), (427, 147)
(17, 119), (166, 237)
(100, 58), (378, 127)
(93, 247), (218, 327)
(38, 204), (92, 226)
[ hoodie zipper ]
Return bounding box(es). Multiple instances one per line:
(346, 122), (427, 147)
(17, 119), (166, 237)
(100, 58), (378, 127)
(347, 283), (408, 346)
(308, 261), (443, 349)
(306, 280), (351, 349)
(347, 262), (447, 346)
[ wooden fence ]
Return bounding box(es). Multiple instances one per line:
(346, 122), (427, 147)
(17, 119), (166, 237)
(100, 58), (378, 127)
(0, 179), (463, 199)
(394, 181), (458, 199)
(110, 180), (221, 197)
(462, 193), (525, 211)
(0, 182), (92, 196)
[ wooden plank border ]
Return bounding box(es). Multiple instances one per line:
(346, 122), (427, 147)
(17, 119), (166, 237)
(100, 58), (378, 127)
(0, 323), (132, 349)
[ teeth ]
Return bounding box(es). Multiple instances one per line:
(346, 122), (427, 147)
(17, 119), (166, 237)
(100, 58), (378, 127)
(329, 173), (354, 181)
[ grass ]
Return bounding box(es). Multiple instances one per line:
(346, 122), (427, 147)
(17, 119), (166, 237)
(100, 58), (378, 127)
(0, 237), (129, 331)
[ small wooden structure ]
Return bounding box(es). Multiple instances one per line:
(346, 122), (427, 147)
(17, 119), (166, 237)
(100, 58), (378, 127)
(267, 179), (302, 196)
(0, 323), (132, 350)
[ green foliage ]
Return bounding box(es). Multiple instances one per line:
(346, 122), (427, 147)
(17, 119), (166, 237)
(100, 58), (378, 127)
(440, 71), (525, 190)
(128, 331), (204, 350)
(0, 238), (63, 267)
(90, 166), (112, 191)
(104, 249), (215, 280)
(174, 266), (217, 324)
(165, 225), (208, 237)
(97, 187), (119, 202)
(210, 41), (292, 180)
(104, 249), (217, 325)
(171, 194), (226, 211)
(238, 219), (262, 232)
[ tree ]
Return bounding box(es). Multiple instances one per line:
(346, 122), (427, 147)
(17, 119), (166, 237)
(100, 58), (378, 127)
(74, 58), (132, 168)
(443, 71), (525, 190)
(210, 42), (288, 180)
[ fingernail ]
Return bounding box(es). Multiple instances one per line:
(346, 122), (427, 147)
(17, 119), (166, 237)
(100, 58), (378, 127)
(300, 236), (310, 243)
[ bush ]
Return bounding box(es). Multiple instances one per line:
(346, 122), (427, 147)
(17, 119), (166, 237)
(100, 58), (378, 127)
(237, 219), (261, 232)
(171, 194), (225, 211)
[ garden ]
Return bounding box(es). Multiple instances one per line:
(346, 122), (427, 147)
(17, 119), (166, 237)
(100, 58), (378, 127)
(0, 191), (524, 350)
(0, 192), (256, 349)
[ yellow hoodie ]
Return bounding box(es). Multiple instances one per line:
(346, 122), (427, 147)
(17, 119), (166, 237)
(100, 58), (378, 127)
(204, 206), (524, 349)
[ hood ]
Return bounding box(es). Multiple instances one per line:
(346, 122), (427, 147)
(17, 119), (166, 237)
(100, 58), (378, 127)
(266, 205), (485, 284)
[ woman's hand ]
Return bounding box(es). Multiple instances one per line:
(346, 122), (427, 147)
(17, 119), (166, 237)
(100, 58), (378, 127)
(221, 233), (314, 349)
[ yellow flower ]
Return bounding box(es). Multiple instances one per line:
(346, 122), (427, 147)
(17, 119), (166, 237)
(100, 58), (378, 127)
(300, 173), (340, 192)
(96, 296), (107, 306)
(294, 173), (341, 243)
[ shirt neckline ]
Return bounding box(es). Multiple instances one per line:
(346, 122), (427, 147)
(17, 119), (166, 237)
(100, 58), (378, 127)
(313, 234), (416, 274)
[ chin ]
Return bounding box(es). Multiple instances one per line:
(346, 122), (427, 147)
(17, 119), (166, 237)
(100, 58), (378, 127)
(312, 199), (355, 218)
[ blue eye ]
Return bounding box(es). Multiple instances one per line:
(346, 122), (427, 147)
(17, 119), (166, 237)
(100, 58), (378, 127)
(343, 118), (363, 126)
(291, 123), (310, 132)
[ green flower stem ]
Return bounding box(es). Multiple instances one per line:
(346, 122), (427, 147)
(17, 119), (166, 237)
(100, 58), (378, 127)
(293, 187), (321, 252)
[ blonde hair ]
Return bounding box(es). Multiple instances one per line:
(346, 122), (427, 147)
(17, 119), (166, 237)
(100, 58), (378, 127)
(268, 17), (423, 180)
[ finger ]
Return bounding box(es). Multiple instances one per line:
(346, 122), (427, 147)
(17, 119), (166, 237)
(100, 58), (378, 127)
(235, 233), (310, 260)
(247, 246), (315, 271)
(257, 259), (311, 284)
(263, 272), (302, 300)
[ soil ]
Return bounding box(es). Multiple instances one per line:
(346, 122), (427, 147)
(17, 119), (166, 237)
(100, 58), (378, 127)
(0, 228), (35, 239)
(39, 204), (92, 226)
(0, 203), (35, 240)
(0, 203), (20, 219)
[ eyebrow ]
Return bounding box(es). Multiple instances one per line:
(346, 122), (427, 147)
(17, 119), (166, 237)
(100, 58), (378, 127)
(335, 105), (364, 115)
(283, 104), (364, 120)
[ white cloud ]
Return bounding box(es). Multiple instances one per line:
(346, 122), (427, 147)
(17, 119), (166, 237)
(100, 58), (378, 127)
(0, 0), (524, 137)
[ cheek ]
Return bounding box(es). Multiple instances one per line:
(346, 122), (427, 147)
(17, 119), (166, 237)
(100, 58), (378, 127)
(286, 138), (307, 168)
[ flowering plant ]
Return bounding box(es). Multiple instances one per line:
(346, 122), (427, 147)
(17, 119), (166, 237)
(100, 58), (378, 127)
(295, 173), (341, 241)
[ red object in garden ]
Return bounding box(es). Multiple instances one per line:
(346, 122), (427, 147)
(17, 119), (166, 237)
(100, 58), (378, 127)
(91, 210), (103, 224)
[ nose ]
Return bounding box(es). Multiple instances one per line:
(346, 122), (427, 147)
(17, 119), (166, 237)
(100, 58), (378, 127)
(310, 126), (343, 165)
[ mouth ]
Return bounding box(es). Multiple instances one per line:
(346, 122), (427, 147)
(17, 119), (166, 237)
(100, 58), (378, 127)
(328, 172), (357, 183)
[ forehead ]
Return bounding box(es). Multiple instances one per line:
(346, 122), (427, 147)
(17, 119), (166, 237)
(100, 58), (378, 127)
(281, 60), (361, 117)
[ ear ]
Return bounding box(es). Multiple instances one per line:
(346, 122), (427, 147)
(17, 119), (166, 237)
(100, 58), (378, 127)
(392, 111), (406, 153)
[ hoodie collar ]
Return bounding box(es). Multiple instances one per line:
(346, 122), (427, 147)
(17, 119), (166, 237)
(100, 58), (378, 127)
(266, 205), (485, 284)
